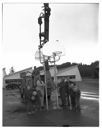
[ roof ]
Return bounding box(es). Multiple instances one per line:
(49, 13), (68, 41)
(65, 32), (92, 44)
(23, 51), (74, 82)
(4, 67), (32, 78)
(4, 65), (79, 78)
(57, 65), (78, 75)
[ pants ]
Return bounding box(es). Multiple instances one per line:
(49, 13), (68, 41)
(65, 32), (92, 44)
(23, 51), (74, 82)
(35, 94), (41, 110)
(71, 96), (76, 109)
(71, 92), (80, 110)
(75, 92), (80, 109)
(38, 88), (44, 107)
(66, 94), (70, 106)
(26, 100), (33, 112)
(60, 93), (66, 108)
(40, 92), (44, 107)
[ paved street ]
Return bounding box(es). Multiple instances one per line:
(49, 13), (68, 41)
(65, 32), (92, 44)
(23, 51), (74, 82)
(3, 81), (99, 127)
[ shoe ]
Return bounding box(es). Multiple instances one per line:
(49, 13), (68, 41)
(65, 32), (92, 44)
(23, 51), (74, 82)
(31, 111), (36, 114)
(76, 107), (81, 111)
(59, 104), (63, 107)
(27, 112), (32, 115)
(41, 106), (44, 110)
(63, 106), (67, 109)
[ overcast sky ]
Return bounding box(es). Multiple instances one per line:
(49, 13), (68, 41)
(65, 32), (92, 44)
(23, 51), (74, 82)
(2, 3), (99, 73)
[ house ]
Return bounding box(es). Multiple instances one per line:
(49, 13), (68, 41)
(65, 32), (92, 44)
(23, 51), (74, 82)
(3, 65), (82, 88)
(3, 67), (32, 88)
(56, 65), (82, 82)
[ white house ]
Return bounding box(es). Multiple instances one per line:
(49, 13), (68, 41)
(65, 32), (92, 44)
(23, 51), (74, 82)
(56, 65), (82, 82)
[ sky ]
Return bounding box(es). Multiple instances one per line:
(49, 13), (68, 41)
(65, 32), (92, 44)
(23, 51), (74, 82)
(1, 3), (99, 74)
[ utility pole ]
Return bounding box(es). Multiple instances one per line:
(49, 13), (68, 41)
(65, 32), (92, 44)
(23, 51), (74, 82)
(38, 3), (51, 110)
(53, 53), (59, 109)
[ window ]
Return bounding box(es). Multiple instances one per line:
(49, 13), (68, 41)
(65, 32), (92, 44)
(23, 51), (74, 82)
(69, 75), (76, 79)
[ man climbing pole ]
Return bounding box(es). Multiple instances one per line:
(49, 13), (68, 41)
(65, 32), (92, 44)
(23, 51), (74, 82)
(32, 66), (40, 88)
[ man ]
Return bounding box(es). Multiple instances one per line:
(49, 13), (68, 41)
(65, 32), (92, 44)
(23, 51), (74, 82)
(72, 83), (81, 111)
(36, 76), (45, 109)
(32, 66), (40, 88)
(59, 77), (66, 109)
(25, 85), (34, 114)
(64, 77), (71, 108)
(69, 82), (81, 111)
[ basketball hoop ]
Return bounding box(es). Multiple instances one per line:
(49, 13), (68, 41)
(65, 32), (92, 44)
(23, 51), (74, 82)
(35, 50), (50, 64)
(35, 50), (62, 64)
(49, 51), (62, 63)
(48, 56), (60, 63)
(53, 51), (62, 56)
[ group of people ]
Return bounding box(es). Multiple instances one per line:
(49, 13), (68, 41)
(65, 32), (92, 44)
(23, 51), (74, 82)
(59, 77), (81, 111)
(20, 66), (46, 115)
(20, 66), (81, 114)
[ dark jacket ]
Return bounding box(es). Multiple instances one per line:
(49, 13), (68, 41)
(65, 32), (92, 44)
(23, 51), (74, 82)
(59, 80), (66, 97)
(64, 81), (70, 95)
(24, 88), (33, 101)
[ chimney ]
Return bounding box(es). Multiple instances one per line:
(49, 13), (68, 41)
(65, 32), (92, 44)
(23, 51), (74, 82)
(3, 68), (6, 77)
(2, 68), (7, 88)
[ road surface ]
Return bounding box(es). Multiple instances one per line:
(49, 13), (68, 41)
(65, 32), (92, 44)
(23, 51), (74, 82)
(3, 79), (99, 126)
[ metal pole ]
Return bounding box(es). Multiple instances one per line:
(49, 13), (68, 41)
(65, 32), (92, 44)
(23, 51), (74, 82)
(39, 24), (42, 48)
(39, 49), (48, 110)
(53, 53), (59, 109)
(43, 56), (48, 110)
